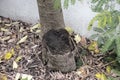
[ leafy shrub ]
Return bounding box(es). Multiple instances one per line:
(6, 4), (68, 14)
(88, 10), (120, 63)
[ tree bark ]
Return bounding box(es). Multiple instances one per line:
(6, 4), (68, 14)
(37, 0), (77, 73)
(37, 0), (65, 35)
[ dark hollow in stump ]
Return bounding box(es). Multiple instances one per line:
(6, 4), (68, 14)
(42, 29), (77, 73)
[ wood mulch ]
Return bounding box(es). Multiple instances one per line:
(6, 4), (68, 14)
(0, 16), (118, 80)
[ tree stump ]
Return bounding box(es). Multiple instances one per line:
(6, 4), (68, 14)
(41, 29), (77, 73)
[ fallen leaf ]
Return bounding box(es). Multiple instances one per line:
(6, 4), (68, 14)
(35, 30), (41, 33)
(1, 28), (9, 32)
(95, 73), (101, 79)
(12, 22), (19, 25)
(1, 36), (10, 41)
(80, 36), (87, 47)
(13, 61), (18, 69)
(106, 66), (111, 74)
(19, 27), (24, 32)
(11, 48), (15, 55)
(88, 41), (96, 50)
(15, 56), (22, 62)
(15, 45), (21, 49)
(17, 35), (28, 44)
(101, 73), (107, 80)
(4, 48), (15, 60)
(4, 52), (13, 60)
(8, 38), (16, 43)
(95, 73), (107, 80)
(65, 26), (73, 35)
(15, 73), (33, 80)
(88, 41), (99, 53)
(30, 23), (41, 32)
(21, 74), (33, 80)
(74, 34), (81, 44)
(0, 74), (7, 80)
(94, 49), (100, 54)
(5, 24), (12, 26)
(76, 66), (88, 78)
(15, 73), (20, 80)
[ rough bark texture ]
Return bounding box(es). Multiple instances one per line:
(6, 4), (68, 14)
(37, 0), (77, 73)
(42, 29), (77, 73)
(37, 0), (65, 35)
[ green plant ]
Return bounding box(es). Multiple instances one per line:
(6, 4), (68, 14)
(88, 0), (120, 63)
(54, 0), (82, 9)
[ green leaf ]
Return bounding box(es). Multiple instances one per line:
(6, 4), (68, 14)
(115, 36), (120, 57)
(64, 0), (69, 9)
(92, 0), (106, 12)
(91, 0), (99, 3)
(116, 0), (120, 4)
(93, 27), (104, 33)
(71, 0), (76, 5)
(89, 34), (98, 39)
(54, 0), (61, 9)
(97, 36), (104, 46)
(107, 77), (117, 80)
(115, 36), (120, 63)
(76, 58), (83, 69)
(101, 37), (114, 53)
(88, 15), (99, 30)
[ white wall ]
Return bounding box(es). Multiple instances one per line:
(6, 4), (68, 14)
(0, 0), (40, 23)
(0, 0), (96, 37)
(62, 0), (96, 36)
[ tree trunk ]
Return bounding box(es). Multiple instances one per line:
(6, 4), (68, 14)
(37, 0), (65, 35)
(37, 0), (77, 73)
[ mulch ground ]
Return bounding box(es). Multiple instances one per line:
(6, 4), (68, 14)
(0, 16), (119, 80)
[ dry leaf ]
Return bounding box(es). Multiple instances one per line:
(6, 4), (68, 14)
(17, 35), (28, 44)
(4, 48), (15, 60)
(5, 24), (12, 26)
(65, 26), (73, 34)
(95, 73), (101, 79)
(30, 23), (41, 32)
(74, 34), (81, 44)
(80, 36), (87, 47)
(11, 48), (15, 54)
(15, 56), (22, 62)
(94, 49), (100, 54)
(101, 73), (107, 80)
(15, 73), (20, 80)
(76, 66), (88, 78)
(15, 45), (21, 49)
(95, 73), (107, 80)
(106, 66), (111, 74)
(12, 22), (19, 25)
(8, 38), (16, 43)
(21, 74), (33, 80)
(1, 36), (10, 41)
(4, 52), (13, 60)
(15, 73), (33, 80)
(13, 61), (18, 69)
(19, 27), (24, 32)
(1, 28), (9, 32)
(88, 41), (96, 51)
(0, 74), (7, 80)
(88, 41), (99, 54)
(35, 30), (41, 33)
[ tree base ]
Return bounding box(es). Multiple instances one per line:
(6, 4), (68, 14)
(42, 29), (77, 73)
